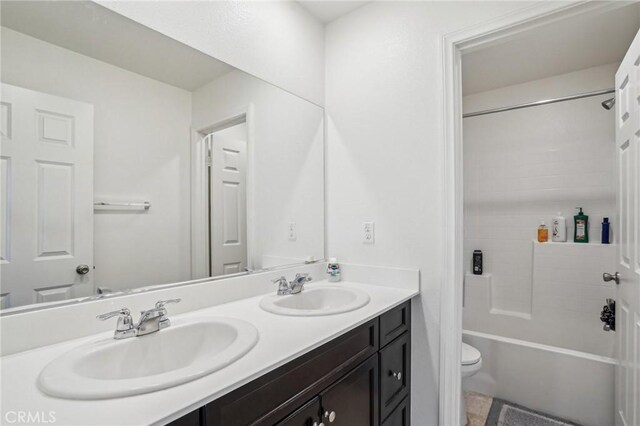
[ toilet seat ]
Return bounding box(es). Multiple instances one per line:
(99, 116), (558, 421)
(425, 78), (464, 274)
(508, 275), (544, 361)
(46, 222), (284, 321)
(461, 342), (481, 366)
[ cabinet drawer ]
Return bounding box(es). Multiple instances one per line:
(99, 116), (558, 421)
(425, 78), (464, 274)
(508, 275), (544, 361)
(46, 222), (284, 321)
(276, 397), (321, 426)
(379, 301), (410, 348)
(207, 319), (379, 426)
(381, 397), (409, 426)
(379, 332), (410, 421)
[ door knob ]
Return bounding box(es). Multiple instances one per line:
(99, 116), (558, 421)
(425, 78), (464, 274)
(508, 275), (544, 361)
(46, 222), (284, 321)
(602, 272), (620, 285)
(76, 264), (90, 275)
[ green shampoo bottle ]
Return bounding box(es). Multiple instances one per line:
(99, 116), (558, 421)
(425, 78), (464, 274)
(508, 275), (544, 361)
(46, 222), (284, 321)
(574, 207), (589, 243)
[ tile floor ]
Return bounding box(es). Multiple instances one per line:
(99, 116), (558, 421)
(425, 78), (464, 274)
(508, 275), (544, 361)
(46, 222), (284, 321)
(464, 391), (493, 426)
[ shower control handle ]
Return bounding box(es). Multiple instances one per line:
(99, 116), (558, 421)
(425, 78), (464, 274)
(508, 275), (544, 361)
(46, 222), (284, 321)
(602, 272), (620, 285)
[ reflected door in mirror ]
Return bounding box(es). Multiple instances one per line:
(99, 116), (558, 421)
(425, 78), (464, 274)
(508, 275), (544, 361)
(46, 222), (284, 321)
(207, 122), (248, 276)
(0, 84), (94, 308)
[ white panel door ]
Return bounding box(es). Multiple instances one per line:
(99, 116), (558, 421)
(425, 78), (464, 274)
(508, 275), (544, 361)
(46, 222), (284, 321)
(209, 123), (247, 276)
(615, 29), (640, 426)
(0, 84), (93, 308)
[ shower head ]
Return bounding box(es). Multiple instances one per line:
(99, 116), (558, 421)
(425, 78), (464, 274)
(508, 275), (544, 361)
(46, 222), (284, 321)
(601, 97), (615, 110)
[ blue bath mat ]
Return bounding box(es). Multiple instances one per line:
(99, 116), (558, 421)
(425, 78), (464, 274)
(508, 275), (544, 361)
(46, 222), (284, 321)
(485, 398), (581, 426)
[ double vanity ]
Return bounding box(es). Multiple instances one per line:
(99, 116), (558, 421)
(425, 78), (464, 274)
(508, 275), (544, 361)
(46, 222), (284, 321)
(1, 271), (418, 426)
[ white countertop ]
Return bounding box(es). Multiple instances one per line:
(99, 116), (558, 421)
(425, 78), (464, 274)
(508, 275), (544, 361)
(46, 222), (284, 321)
(0, 280), (418, 426)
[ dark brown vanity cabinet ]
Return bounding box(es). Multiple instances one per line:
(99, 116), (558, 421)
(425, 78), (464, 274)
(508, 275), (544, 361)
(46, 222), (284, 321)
(168, 301), (411, 426)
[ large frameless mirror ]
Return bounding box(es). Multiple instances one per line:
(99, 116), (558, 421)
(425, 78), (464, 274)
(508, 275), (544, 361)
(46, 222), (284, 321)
(0, 1), (324, 312)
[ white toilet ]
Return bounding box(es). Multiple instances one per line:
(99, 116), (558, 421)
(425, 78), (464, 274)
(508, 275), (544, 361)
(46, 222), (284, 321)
(460, 342), (483, 426)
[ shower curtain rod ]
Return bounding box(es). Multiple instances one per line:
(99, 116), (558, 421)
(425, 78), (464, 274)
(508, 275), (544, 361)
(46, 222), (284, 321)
(463, 88), (615, 118)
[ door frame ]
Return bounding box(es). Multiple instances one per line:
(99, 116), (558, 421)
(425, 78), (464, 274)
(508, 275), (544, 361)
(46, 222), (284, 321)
(190, 105), (255, 280)
(439, 2), (628, 425)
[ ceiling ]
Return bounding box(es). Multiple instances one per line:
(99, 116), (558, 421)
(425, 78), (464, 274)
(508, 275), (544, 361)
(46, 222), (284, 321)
(1, 1), (234, 91)
(298, 1), (370, 24)
(462, 3), (640, 95)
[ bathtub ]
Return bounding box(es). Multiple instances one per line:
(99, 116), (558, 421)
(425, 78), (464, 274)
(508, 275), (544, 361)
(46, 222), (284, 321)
(462, 330), (616, 426)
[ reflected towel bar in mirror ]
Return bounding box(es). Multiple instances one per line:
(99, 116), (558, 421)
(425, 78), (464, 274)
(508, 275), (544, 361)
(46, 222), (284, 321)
(93, 201), (151, 210)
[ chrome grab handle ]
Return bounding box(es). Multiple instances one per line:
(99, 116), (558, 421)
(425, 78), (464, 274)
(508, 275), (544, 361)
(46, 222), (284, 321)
(96, 308), (130, 321)
(155, 298), (181, 308)
(603, 272), (620, 285)
(324, 411), (336, 423)
(391, 370), (402, 381)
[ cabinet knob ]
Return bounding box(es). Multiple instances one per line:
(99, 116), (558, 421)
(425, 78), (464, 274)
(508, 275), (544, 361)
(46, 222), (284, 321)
(391, 370), (402, 381)
(312, 423), (325, 426)
(324, 410), (336, 423)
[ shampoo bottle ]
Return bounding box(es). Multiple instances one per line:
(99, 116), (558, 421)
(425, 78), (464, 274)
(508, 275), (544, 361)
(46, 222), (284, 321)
(552, 212), (567, 242)
(574, 207), (589, 243)
(601, 218), (610, 244)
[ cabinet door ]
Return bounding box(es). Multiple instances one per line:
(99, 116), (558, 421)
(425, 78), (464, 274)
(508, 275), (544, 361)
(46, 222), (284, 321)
(380, 332), (410, 421)
(381, 397), (409, 426)
(320, 355), (379, 426)
(277, 397), (322, 426)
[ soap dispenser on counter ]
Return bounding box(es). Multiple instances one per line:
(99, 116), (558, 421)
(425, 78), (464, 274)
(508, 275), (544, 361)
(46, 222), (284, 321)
(574, 207), (589, 243)
(327, 258), (341, 282)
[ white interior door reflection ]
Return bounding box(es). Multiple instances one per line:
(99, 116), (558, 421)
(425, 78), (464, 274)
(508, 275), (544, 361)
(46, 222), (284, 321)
(0, 84), (94, 308)
(206, 122), (248, 277)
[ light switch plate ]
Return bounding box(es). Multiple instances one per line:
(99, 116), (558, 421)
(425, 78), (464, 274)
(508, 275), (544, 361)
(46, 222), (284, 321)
(363, 222), (375, 244)
(288, 222), (297, 241)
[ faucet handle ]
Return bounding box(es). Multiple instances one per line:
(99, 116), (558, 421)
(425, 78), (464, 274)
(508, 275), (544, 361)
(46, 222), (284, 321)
(96, 308), (131, 321)
(294, 273), (312, 282)
(97, 308), (135, 339)
(155, 299), (181, 309)
(272, 276), (288, 284)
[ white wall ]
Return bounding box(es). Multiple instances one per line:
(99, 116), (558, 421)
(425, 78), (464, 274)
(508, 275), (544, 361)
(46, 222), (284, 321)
(97, 0), (325, 106)
(462, 64), (617, 356)
(1, 28), (193, 292)
(324, 2), (539, 424)
(192, 70), (324, 270)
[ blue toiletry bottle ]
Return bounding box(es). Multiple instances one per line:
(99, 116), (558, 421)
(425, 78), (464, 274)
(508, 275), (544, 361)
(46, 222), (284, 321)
(601, 218), (610, 244)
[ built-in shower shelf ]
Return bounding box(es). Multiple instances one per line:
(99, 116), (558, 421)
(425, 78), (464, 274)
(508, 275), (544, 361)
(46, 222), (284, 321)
(532, 240), (616, 247)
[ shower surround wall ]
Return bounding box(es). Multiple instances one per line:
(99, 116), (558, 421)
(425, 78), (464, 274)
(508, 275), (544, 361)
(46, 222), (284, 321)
(463, 63), (617, 357)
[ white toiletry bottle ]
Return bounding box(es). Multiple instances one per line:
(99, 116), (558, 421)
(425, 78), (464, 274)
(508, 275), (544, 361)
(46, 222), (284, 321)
(327, 258), (341, 282)
(552, 212), (567, 242)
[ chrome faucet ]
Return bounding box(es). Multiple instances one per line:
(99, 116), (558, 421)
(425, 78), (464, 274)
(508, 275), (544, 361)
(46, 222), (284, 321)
(271, 273), (312, 296)
(97, 299), (181, 339)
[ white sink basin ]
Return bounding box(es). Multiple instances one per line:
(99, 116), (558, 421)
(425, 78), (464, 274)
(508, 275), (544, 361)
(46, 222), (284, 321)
(260, 286), (370, 316)
(38, 317), (258, 399)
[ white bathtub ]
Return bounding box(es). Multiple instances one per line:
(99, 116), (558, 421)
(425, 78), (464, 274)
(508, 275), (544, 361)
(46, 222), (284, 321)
(463, 330), (616, 426)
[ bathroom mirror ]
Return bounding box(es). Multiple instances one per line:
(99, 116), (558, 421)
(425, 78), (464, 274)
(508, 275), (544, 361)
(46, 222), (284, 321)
(0, 1), (325, 312)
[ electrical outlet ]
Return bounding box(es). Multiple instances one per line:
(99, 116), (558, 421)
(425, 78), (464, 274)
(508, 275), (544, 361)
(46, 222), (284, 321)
(288, 222), (297, 241)
(363, 222), (375, 244)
